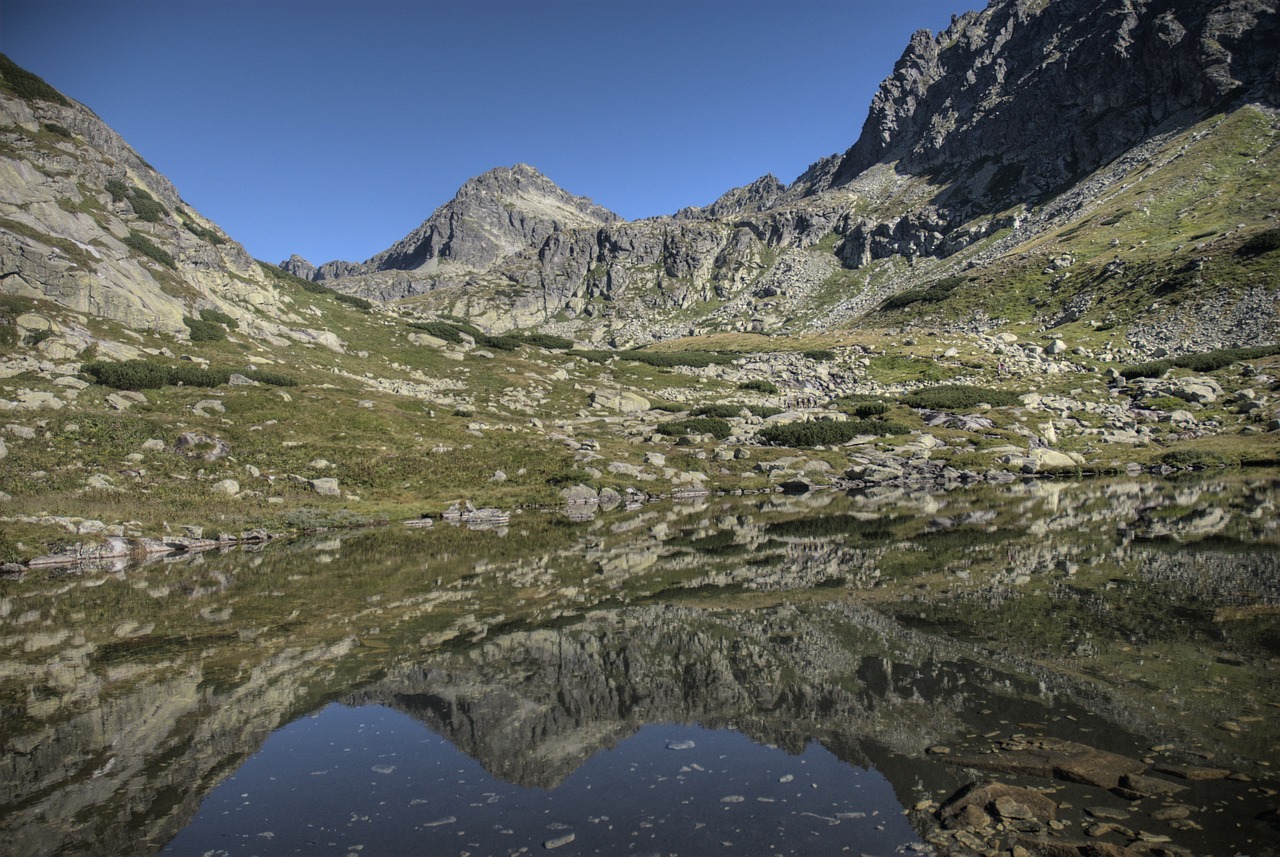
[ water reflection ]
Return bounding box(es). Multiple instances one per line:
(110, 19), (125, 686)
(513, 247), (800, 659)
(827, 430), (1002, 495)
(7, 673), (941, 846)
(1, 475), (1277, 856)
(161, 705), (920, 857)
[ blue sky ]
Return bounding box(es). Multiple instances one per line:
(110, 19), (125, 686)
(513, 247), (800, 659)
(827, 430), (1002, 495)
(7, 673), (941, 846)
(3, 0), (976, 266)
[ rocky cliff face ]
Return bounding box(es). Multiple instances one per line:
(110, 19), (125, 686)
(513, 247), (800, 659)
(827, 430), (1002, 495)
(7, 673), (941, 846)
(0, 62), (253, 335)
(821, 0), (1280, 202)
(313, 163), (622, 281)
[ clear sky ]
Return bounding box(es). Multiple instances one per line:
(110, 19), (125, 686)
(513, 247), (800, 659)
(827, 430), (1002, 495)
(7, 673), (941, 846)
(2, 0), (977, 267)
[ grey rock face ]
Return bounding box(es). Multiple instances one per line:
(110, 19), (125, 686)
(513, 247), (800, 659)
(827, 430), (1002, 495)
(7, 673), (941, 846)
(823, 0), (1280, 201)
(279, 254), (316, 280)
(314, 164), (621, 280)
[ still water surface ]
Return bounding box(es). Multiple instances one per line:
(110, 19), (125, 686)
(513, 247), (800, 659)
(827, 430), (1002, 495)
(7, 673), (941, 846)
(163, 705), (918, 856)
(2, 475), (1277, 856)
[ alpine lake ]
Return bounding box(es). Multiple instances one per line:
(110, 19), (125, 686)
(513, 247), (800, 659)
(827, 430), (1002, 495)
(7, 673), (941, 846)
(2, 474), (1278, 857)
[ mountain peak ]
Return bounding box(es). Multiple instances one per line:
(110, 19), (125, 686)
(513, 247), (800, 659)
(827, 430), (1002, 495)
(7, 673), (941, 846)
(823, 0), (1280, 198)
(316, 164), (619, 278)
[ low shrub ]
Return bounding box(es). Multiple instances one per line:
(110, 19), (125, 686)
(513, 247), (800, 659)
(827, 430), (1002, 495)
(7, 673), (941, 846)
(43, 122), (72, 138)
(83, 360), (169, 390)
(512, 332), (574, 350)
(657, 416), (732, 440)
(127, 187), (166, 222)
(166, 363), (232, 387)
(334, 293), (373, 311)
(846, 400), (889, 418)
(739, 379), (779, 394)
(901, 384), (1021, 410)
(105, 178), (129, 202)
(199, 308), (238, 330)
(183, 316), (226, 342)
(1120, 344), (1280, 379)
(802, 349), (836, 362)
(183, 219), (226, 245)
(477, 334), (522, 351)
(1120, 360), (1175, 380)
(569, 349), (734, 368)
(748, 405), (783, 418)
(690, 404), (744, 419)
(82, 359), (238, 390)
(620, 350), (734, 368)
(0, 54), (70, 106)
(759, 418), (908, 447)
(880, 276), (963, 311)
(123, 231), (175, 269)
(408, 321), (463, 342)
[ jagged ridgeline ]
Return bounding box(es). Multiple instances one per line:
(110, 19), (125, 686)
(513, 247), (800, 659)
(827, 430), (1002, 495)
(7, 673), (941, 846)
(277, 0), (1280, 348)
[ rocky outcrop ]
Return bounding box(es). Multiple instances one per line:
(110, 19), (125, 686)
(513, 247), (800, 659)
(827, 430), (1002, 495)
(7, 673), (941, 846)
(312, 164), (622, 281)
(0, 61), (307, 341)
(821, 0), (1280, 203)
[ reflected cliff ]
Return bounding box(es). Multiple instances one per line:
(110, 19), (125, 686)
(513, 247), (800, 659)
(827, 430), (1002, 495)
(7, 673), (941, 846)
(1, 474), (1277, 856)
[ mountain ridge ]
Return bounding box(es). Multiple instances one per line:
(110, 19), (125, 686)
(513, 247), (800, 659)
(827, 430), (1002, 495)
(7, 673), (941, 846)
(275, 0), (1280, 345)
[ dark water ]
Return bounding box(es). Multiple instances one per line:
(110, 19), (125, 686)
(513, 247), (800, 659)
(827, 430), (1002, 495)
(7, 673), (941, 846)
(161, 705), (919, 857)
(2, 475), (1278, 856)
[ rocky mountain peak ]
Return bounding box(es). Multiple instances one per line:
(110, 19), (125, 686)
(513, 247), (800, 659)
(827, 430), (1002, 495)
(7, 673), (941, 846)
(314, 163), (620, 280)
(823, 0), (1280, 200)
(676, 174), (786, 221)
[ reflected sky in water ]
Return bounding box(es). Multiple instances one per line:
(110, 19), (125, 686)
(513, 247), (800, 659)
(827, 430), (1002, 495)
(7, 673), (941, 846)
(162, 704), (921, 857)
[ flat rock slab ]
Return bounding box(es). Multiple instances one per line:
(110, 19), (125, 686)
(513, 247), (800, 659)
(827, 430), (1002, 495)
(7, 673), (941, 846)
(1152, 763), (1232, 781)
(944, 738), (1145, 788)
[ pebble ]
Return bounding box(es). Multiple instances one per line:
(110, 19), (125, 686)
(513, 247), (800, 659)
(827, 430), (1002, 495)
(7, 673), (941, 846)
(543, 833), (575, 849)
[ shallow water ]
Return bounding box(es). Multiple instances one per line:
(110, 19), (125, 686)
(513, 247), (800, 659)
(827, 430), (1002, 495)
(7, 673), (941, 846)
(2, 475), (1278, 856)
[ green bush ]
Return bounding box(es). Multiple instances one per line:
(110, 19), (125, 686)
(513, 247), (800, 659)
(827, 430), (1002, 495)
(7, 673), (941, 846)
(1120, 344), (1280, 379)
(477, 334), (522, 351)
(407, 321), (463, 343)
(439, 315), (483, 336)
(0, 54), (70, 106)
(657, 416), (732, 440)
(127, 187), (167, 222)
(569, 349), (734, 368)
(690, 404), (744, 419)
(123, 231), (175, 269)
(619, 350), (734, 368)
(846, 401), (889, 417)
(105, 179), (129, 202)
(1120, 359), (1175, 380)
(199, 308), (238, 330)
(802, 349), (836, 362)
(748, 405), (783, 418)
(513, 332), (574, 350)
(82, 360), (172, 390)
(183, 316), (226, 342)
(1235, 228), (1280, 258)
(739, 379), (779, 394)
(183, 219), (226, 245)
(166, 363), (231, 387)
(43, 122), (72, 138)
(902, 384), (1021, 410)
(880, 276), (964, 311)
(759, 418), (908, 447)
(334, 293), (373, 310)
